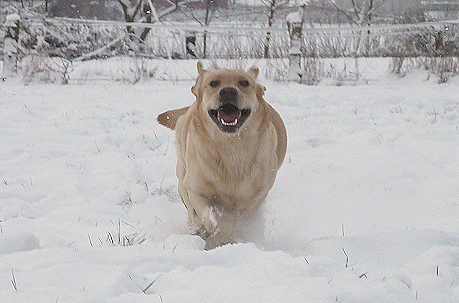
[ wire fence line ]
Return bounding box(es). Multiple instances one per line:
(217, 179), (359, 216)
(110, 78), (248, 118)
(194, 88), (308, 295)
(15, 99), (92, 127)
(23, 16), (288, 34)
(2, 12), (459, 83)
(2, 13), (459, 65)
(20, 15), (459, 35)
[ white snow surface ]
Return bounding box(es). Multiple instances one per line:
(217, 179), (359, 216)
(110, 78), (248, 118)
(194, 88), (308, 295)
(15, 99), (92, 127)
(1, 59), (459, 302)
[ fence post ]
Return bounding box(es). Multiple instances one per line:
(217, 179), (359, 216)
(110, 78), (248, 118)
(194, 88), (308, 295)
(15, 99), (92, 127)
(287, 6), (305, 82)
(186, 31), (197, 59)
(2, 14), (21, 80)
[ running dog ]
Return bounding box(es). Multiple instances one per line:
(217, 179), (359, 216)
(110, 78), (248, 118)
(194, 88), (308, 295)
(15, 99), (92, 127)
(157, 62), (287, 249)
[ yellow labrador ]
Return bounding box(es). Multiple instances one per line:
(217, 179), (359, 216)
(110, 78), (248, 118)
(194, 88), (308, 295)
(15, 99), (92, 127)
(157, 62), (287, 249)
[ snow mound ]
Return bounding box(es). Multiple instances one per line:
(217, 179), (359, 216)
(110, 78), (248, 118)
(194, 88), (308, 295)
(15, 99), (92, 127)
(0, 232), (40, 254)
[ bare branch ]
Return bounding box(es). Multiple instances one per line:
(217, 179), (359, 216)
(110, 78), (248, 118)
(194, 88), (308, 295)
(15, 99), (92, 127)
(260, 0), (271, 9)
(117, 0), (129, 17)
(132, 0), (144, 19)
(350, 0), (361, 20)
(147, 0), (159, 22)
(328, 0), (359, 25)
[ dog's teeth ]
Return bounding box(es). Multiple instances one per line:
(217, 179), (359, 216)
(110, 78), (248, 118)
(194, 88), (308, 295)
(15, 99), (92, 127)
(220, 119), (238, 126)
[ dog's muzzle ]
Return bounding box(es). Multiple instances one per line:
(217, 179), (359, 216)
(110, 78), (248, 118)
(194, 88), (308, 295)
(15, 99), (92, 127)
(219, 87), (238, 105)
(208, 87), (251, 133)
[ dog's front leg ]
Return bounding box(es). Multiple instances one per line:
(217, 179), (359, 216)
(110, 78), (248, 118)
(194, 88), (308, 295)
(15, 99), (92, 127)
(187, 192), (219, 237)
(188, 193), (236, 249)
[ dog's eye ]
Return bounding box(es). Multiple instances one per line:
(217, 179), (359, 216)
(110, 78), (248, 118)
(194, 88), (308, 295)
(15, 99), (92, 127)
(210, 80), (220, 88)
(239, 80), (249, 87)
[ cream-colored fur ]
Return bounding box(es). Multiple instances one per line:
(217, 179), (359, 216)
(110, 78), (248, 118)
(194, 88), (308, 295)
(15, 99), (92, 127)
(157, 62), (287, 249)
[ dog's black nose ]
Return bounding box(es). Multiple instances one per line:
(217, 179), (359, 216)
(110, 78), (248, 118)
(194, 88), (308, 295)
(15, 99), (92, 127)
(219, 87), (238, 104)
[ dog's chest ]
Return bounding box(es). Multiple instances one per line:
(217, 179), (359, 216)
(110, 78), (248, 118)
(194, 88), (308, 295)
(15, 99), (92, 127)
(189, 129), (277, 200)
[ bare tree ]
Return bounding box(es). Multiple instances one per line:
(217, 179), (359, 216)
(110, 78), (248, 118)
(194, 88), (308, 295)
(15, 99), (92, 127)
(352, 0), (383, 55)
(326, 0), (385, 26)
(328, 0), (385, 55)
(261, 0), (288, 58)
(181, 0), (218, 58)
(349, 0), (386, 26)
(116, 0), (179, 51)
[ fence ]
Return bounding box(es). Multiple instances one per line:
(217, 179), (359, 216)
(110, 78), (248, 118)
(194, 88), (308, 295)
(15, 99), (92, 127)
(20, 16), (289, 60)
(2, 10), (459, 82)
(302, 21), (459, 58)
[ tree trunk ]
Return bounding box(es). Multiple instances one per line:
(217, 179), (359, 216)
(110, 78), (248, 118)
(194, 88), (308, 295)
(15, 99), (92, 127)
(264, 0), (276, 58)
(117, 0), (143, 38)
(140, 2), (153, 42)
(365, 0), (374, 56)
(203, 0), (213, 59)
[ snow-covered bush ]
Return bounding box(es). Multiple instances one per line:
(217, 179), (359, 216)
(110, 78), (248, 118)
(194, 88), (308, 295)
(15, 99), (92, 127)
(21, 55), (72, 84)
(390, 56), (459, 83)
(420, 56), (459, 83)
(20, 20), (124, 60)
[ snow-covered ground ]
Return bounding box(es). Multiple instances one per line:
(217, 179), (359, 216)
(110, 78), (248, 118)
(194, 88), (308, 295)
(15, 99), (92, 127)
(1, 59), (459, 302)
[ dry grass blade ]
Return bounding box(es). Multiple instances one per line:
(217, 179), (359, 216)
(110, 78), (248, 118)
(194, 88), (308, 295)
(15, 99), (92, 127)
(342, 247), (349, 268)
(142, 274), (163, 294)
(11, 268), (18, 291)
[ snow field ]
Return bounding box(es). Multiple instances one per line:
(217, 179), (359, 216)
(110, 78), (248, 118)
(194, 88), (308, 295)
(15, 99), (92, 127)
(1, 59), (459, 302)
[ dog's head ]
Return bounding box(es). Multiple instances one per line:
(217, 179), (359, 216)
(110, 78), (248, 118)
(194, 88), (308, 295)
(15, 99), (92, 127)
(192, 62), (265, 134)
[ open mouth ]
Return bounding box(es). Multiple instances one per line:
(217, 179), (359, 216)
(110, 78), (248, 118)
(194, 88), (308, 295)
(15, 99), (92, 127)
(208, 104), (251, 133)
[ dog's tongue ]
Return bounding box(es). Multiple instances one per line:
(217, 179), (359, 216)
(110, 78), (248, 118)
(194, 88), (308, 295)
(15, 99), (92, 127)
(218, 111), (241, 123)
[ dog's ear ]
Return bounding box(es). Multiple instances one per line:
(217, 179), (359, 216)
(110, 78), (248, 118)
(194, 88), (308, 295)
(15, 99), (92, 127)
(197, 61), (206, 76)
(192, 61), (207, 97)
(256, 83), (266, 99)
(157, 107), (189, 130)
(248, 66), (259, 80)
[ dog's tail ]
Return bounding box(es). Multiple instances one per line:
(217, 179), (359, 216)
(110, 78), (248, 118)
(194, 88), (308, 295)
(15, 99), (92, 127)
(157, 106), (189, 130)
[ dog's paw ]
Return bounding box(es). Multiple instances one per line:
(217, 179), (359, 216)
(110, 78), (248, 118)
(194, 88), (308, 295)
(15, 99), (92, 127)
(189, 206), (222, 240)
(191, 224), (212, 240)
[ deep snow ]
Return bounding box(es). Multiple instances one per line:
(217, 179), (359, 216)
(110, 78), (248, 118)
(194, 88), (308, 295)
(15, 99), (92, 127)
(1, 59), (459, 302)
